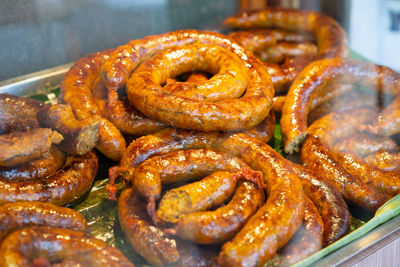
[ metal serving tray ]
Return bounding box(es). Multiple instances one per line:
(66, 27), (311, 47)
(1, 64), (400, 267)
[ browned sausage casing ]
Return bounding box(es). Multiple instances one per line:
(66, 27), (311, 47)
(0, 226), (134, 267)
(365, 150), (400, 172)
(224, 8), (348, 92)
(267, 196), (323, 266)
(0, 201), (87, 242)
(117, 148), (248, 205)
(118, 187), (179, 267)
(126, 39), (273, 132)
(59, 49), (126, 161)
(334, 133), (398, 158)
(0, 93), (45, 134)
(281, 58), (400, 154)
(0, 150), (98, 205)
(290, 163), (351, 245)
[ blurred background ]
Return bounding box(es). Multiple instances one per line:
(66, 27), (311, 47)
(0, 0), (399, 80)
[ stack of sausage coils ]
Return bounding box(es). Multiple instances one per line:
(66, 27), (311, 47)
(0, 7), (399, 267)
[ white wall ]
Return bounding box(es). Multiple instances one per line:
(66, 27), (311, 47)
(350, 0), (400, 70)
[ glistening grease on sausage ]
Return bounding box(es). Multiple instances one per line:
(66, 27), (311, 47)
(59, 49), (127, 161)
(126, 40), (273, 131)
(156, 169), (263, 224)
(0, 201), (87, 242)
(165, 178), (265, 245)
(0, 150), (98, 205)
(109, 128), (304, 267)
(0, 227), (134, 267)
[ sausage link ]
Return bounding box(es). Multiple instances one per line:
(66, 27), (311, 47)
(157, 168), (262, 224)
(281, 58), (400, 154)
(0, 128), (63, 167)
(118, 148), (248, 205)
(267, 196), (323, 266)
(37, 104), (100, 155)
(91, 77), (166, 136)
(0, 146), (65, 182)
(290, 163), (351, 245)
(332, 143), (400, 196)
(308, 89), (379, 124)
(118, 188), (179, 267)
(0, 201), (87, 242)
(59, 49), (126, 161)
(101, 30), (273, 102)
(302, 135), (389, 212)
(167, 179), (265, 245)
(111, 128), (304, 266)
(0, 226), (134, 267)
(0, 150), (98, 205)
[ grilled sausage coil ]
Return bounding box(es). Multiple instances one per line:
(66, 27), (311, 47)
(0, 226), (134, 267)
(59, 49), (127, 161)
(225, 8), (348, 92)
(281, 58), (400, 154)
(0, 150), (98, 205)
(302, 109), (390, 212)
(121, 31), (273, 132)
(111, 128), (304, 267)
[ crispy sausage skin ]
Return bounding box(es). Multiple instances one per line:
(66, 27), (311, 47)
(0, 146), (65, 182)
(59, 50), (126, 161)
(167, 179), (265, 245)
(0, 128), (63, 167)
(0, 226), (134, 267)
(281, 58), (400, 154)
(37, 104), (100, 155)
(290, 163), (351, 245)
(0, 201), (87, 242)
(110, 128), (304, 267)
(0, 150), (98, 205)
(224, 8), (348, 92)
(125, 36), (273, 132)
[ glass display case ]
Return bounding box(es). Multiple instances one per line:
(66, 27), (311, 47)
(0, 1), (399, 266)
